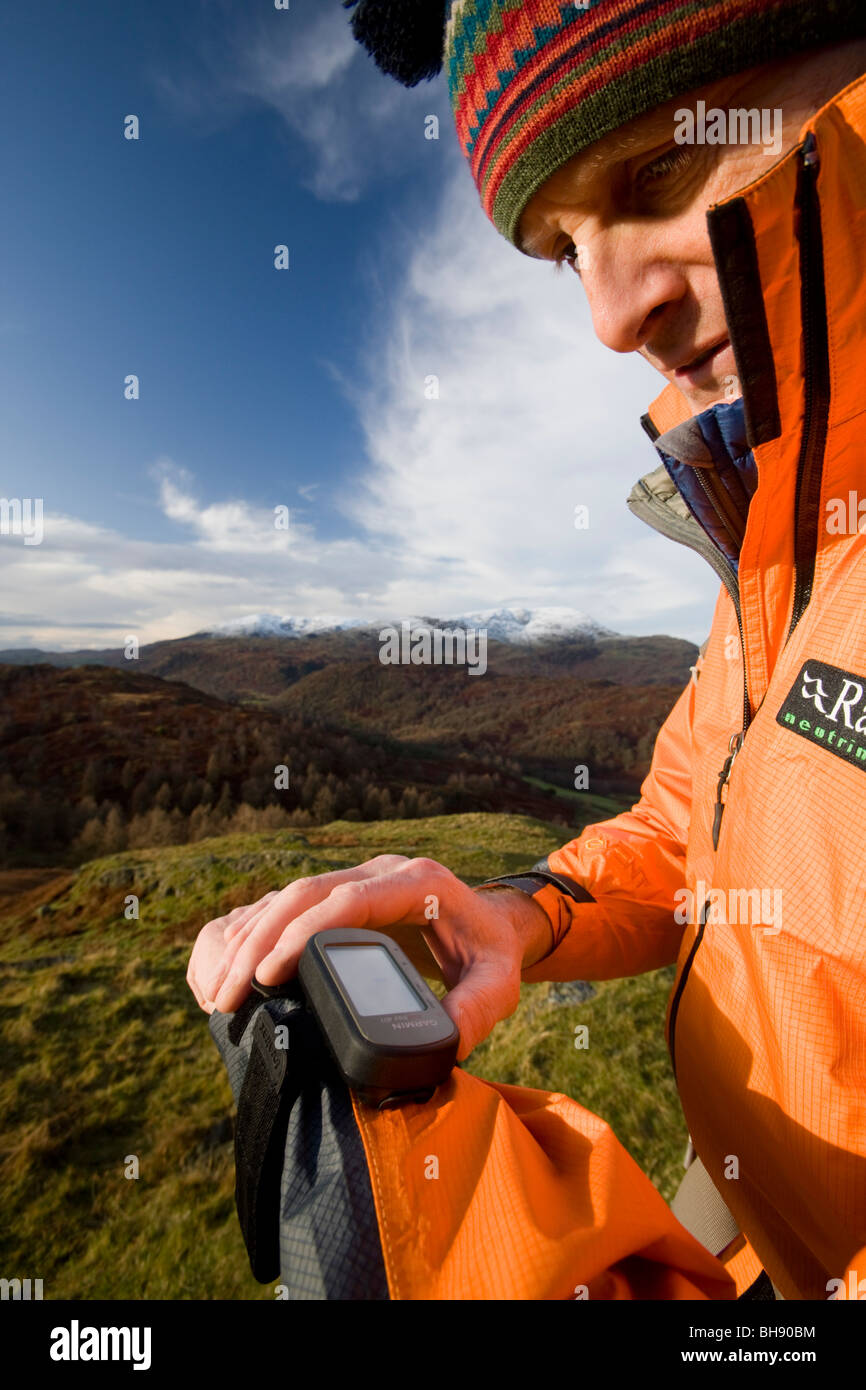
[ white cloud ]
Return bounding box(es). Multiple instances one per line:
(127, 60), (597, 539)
(337, 164), (722, 640)
(0, 463), (409, 649)
(236, 6), (357, 95)
(149, 1), (446, 203)
(153, 462), (293, 554)
(1, 41), (726, 656)
(0, 168), (722, 654)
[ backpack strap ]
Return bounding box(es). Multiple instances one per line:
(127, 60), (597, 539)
(233, 1001), (303, 1283)
(671, 1153), (740, 1256)
(671, 1152), (782, 1300)
(211, 982), (390, 1297)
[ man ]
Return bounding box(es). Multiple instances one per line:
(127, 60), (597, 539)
(188, 1), (866, 1299)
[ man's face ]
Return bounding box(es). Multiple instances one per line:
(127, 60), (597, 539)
(518, 68), (808, 414)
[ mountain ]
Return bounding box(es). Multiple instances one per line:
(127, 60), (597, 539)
(0, 660), (647, 866)
(206, 606), (615, 644)
(0, 611), (696, 705)
(209, 613), (374, 639)
(0, 609), (697, 867)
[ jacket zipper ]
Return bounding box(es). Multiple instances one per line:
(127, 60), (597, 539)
(704, 129), (828, 851)
(626, 468), (751, 850)
(785, 130), (830, 640)
(667, 131), (829, 1080)
(666, 475), (749, 1082)
(692, 466), (746, 549)
(689, 468), (751, 850)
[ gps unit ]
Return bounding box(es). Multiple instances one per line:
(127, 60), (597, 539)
(297, 927), (459, 1109)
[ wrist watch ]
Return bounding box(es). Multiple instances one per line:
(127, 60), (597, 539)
(474, 865), (596, 953)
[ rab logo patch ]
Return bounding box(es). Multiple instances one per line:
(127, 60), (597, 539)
(777, 658), (866, 769)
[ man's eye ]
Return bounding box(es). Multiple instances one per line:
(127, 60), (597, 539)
(553, 241), (581, 273)
(633, 145), (695, 193)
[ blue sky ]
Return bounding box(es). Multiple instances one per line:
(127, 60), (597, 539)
(0, 0), (720, 650)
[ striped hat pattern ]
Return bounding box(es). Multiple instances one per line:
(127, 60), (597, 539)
(445, 0), (866, 248)
(345, 1), (866, 250)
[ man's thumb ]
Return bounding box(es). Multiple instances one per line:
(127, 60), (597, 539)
(440, 963), (520, 1063)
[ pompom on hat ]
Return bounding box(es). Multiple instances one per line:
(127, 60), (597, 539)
(344, 0), (866, 251)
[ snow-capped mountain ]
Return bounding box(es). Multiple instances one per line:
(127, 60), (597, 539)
(210, 613), (372, 639)
(208, 606), (616, 645)
(434, 607), (615, 644)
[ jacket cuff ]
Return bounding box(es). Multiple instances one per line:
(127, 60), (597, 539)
(475, 862), (595, 952)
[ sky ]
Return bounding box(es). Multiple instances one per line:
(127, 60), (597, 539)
(0, 0), (722, 652)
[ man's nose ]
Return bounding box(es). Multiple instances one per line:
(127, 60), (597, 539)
(581, 235), (686, 356)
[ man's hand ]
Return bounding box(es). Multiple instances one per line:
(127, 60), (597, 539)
(186, 856), (553, 1061)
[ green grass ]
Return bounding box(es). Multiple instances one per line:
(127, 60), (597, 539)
(0, 814), (685, 1299)
(522, 775), (633, 820)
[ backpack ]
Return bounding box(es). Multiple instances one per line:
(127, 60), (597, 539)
(209, 980), (736, 1300)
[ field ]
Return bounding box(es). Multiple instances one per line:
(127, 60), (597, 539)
(0, 813), (685, 1299)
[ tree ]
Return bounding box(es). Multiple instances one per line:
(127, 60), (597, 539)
(362, 786), (381, 820)
(103, 804), (127, 853)
(228, 803), (259, 835)
(241, 775), (266, 809)
(206, 744), (232, 785)
(258, 804), (290, 831)
(397, 786), (420, 818)
(189, 805), (217, 842)
(180, 777), (205, 815)
(301, 771), (322, 810)
(130, 779), (152, 817)
(215, 781), (234, 821)
(312, 786), (336, 825)
(74, 816), (105, 860)
(81, 759), (104, 800)
(142, 807), (175, 847)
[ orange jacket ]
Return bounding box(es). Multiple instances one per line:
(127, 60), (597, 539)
(210, 70), (864, 1307)
(519, 72), (866, 1300)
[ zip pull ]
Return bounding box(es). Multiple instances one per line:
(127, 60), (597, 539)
(802, 129), (819, 170)
(711, 731), (744, 850)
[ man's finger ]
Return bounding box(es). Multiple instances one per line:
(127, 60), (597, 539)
(212, 857), (422, 1011)
(190, 897), (279, 1007)
(186, 918), (232, 1011)
(254, 869), (456, 987)
(208, 868), (384, 1009)
(222, 892), (279, 943)
(437, 957), (522, 1062)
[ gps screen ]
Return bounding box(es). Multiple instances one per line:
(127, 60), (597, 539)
(326, 944), (425, 1017)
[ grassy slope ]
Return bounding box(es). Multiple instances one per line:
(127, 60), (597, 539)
(0, 814), (684, 1299)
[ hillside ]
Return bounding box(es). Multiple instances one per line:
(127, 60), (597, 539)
(269, 657), (676, 767)
(0, 650), (683, 866)
(0, 814), (686, 1299)
(0, 656), (639, 861)
(0, 628), (697, 704)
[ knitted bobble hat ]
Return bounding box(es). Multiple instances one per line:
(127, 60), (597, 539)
(344, 0), (866, 251)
